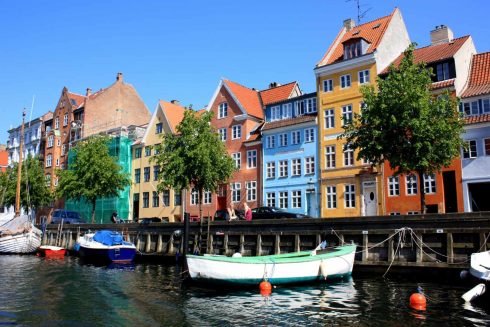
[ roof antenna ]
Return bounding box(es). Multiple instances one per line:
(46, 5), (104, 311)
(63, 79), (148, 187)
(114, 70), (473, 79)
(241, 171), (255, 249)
(346, 0), (371, 24)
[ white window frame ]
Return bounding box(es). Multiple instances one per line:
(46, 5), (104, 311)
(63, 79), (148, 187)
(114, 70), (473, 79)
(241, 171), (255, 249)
(325, 145), (336, 169)
(344, 184), (356, 208)
(218, 102), (228, 119)
(203, 190), (212, 204)
(305, 98), (317, 113)
(191, 189), (198, 205)
(342, 105), (353, 126)
(232, 152), (241, 169)
(305, 156), (315, 175)
(231, 182), (241, 203)
(282, 103), (292, 119)
(55, 117), (59, 129)
(305, 128), (314, 143)
(271, 106), (281, 121)
(406, 174), (418, 195)
(358, 69), (370, 84)
(246, 181), (257, 202)
(424, 174), (436, 194)
(279, 160), (288, 178)
(279, 191), (288, 209)
(340, 74), (351, 89)
(463, 140), (477, 159)
(388, 176), (400, 196)
(247, 150), (257, 169)
(218, 128), (227, 141)
(61, 144), (66, 156)
(266, 192), (276, 207)
(323, 79), (333, 92)
(46, 154), (52, 167)
(292, 190), (302, 208)
(291, 130), (300, 145)
(232, 125), (242, 140)
(343, 146), (354, 167)
(266, 162), (275, 179)
(63, 113), (68, 126)
(291, 158), (301, 176)
(326, 185), (337, 209)
(324, 109), (335, 129)
(279, 133), (288, 147)
(267, 135), (275, 149)
(47, 135), (54, 148)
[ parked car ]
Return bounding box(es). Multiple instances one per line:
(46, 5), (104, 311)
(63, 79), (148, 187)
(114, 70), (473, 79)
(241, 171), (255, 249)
(51, 210), (85, 224)
(213, 209), (245, 221)
(250, 207), (310, 220)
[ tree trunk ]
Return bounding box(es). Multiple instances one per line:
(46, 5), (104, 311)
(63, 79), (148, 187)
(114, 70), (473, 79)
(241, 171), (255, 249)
(91, 199), (96, 223)
(418, 171), (426, 214)
(197, 187), (204, 254)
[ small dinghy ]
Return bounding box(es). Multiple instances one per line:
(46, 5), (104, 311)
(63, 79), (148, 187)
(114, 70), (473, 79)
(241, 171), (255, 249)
(37, 245), (66, 258)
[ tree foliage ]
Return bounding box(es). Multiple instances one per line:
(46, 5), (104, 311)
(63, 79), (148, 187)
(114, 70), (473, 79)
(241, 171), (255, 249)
(152, 110), (236, 221)
(340, 44), (465, 212)
(0, 156), (53, 213)
(56, 135), (131, 223)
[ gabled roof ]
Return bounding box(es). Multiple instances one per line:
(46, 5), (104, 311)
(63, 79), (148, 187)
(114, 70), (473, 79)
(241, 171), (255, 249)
(259, 82), (299, 106)
(383, 36), (471, 74)
(317, 9), (396, 67)
(462, 52), (490, 98)
(159, 100), (186, 133)
(222, 79), (263, 119)
(67, 92), (86, 108)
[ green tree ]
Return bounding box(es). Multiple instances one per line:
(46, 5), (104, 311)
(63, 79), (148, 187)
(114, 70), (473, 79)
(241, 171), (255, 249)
(340, 44), (465, 213)
(56, 135), (131, 223)
(0, 156), (53, 213)
(152, 110), (235, 223)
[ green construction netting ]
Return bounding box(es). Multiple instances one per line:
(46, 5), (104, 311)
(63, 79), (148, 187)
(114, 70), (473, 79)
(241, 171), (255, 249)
(64, 136), (132, 223)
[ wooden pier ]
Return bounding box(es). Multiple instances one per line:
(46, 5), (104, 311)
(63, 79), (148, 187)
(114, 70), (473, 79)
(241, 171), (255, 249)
(41, 212), (490, 271)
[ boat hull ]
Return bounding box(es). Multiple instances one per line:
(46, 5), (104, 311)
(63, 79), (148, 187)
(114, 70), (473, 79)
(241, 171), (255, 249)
(470, 250), (490, 282)
(37, 245), (66, 258)
(186, 245), (356, 285)
(78, 245), (136, 263)
(0, 228), (42, 254)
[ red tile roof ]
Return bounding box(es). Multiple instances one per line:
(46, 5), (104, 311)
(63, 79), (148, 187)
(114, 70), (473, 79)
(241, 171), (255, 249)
(67, 92), (86, 107)
(383, 36), (470, 74)
(430, 78), (455, 90)
(262, 114), (317, 131)
(317, 9), (395, 67)
(462, 52), (490, 98)
(159, 100), (186, 132)
(465, 113), (490, 125)
(223, 79), (263, 119)
(259, 82), (298, 106)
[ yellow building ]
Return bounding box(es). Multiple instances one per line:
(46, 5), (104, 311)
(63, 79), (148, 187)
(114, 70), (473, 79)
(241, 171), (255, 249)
(130, 100), (186, 222)
(314, 9), (410, 217)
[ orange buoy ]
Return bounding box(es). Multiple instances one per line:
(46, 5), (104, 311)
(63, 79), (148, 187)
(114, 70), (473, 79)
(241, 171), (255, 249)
(259, 280), (272, 295)
(409, 292), (427, 311)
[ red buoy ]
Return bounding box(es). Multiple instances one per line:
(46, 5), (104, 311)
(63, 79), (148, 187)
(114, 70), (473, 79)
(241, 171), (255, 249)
(259, 280), (272, 296)
(410, 293), (427, 311)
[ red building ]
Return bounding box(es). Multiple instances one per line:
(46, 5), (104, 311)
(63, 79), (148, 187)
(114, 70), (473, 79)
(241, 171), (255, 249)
(0, 145), (7, 172)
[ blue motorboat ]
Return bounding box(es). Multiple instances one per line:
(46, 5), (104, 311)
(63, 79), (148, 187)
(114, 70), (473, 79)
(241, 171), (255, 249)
(76, 230), (137, 263)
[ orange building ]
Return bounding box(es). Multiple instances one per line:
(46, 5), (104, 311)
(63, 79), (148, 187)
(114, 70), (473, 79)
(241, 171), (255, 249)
(382, 27), (475, 214)
(0, 144), (7, 172)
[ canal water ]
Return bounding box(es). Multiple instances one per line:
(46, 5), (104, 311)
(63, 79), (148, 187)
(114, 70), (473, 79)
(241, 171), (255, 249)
(0, 255), (488, 326)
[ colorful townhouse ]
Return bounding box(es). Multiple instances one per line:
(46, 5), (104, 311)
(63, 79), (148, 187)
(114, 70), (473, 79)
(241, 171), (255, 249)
(131, 100), (185, 222)
(190, 79), (297, 219)
(314, 8), (411, 217)
(0, 145), (7, 172)
(382, 26), (475, 214)
(261, 91), (320, 217)
(460, 52), (490, 212)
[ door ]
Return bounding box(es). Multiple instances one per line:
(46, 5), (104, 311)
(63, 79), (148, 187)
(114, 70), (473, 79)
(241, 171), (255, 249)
(362, 181), (377, 216)
(442, 171), (457, 213)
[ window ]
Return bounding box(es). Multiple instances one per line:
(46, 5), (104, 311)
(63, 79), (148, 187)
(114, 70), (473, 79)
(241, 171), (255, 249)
(135, 148), (142, 158)
(218, 128), (227, 141)
(305, 157), (315, 175)
(232, 125), (241, 139)
(61, 144), (66, 156)
(390, 212), (401, 216)
(191, 189), (198, 205)
(436, 62), (450, 81)
(271, 106), (281, 121)
(231, 183), (241, 203)
(145, 147), (151, 157)
(54, 178), (58, 187)
(162, 190), (170, 206)
(266, 192), (276, 207)
(279, 133), (288, 147)
(326, 186), (337, 209)
(406, 174), (418, 195)
(343, 146), (354, 166)
(48, 135), (54, 148)
(295, 100), (305, 116)
(156, 123), (163, 134)
(291, 131), (300, 145)
(46, 154), (52, 167)
(143, 192), (149, 208)
(282, 103), (292, 119)
(483, 98), (490, 113)
(305, 128), (314, 143)
(292, 190), (301, 208)
(134, 168), (140, 183)
(292, 158), (301, 176)
(463, 140), (477, 159)
(485, 138), (490, 156)
(63, 113), (68, 126)
(325, 145), (336, 169)
(279, 191), (288, 209)
(246, 181), (256, 202)
(55, 117), (59, 129)
(324, 109), (335, 129)
(144, 167), (150, 182)
(358, 70), (370, 84)
(174, 191), (182, 206)
(152, 191), (159, 207)
(218, 102), (228, 119)
(154, 145), (160, 155)
(344, 41), (362, 59)
(471, 101), (479, 115)
(340, 74), (351, 88)
(57, 139), (61, 146)
(388, 176), (400, 196)
(342, 105), (353, 126)
(344, 184), (356, 208)
(279, 160), (288, 178)
(424, 174), (436, 194)
(46, 174), (51, 187)
(56, 158), (59, 167)
(323, 79), (333, 92)
(267, 135), (275, 149)
(266, 162), (275, 179)
(203, 190), (212, 204)
(247, 150), (257, 168)
(232, 152), (241, 169)
(153, 165), (159, 181)
(408, 211), (419, 215)
(305, 98), (317, 113)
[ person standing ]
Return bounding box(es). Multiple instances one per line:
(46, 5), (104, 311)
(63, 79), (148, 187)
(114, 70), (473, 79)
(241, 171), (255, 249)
(244, 203), (252, 221)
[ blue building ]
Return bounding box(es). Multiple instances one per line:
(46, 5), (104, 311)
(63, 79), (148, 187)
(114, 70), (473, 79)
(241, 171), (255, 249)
(460, 52), (490, 212)
(261, 92), (319, 217)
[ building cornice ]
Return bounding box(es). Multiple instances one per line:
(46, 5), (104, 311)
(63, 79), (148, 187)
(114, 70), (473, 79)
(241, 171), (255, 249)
(314, 53), (376, 77)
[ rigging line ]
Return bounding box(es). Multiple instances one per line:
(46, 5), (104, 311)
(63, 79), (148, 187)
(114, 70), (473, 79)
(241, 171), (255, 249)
(383, 228), (405, 277)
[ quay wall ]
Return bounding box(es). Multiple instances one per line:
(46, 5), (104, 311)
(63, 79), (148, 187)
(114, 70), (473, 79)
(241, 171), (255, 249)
(41, 212), (490, 270)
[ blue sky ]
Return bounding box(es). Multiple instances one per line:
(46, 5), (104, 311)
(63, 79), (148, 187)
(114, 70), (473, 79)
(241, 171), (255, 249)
(1, 0), (489, 143)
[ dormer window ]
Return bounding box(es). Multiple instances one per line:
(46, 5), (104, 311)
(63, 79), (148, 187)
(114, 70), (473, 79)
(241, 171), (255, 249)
(343, 39), (369, 60)
(436, 62), (450, 81)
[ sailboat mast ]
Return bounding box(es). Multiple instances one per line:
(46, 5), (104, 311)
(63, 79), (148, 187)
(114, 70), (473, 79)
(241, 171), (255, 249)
(15, 110), (26, 217)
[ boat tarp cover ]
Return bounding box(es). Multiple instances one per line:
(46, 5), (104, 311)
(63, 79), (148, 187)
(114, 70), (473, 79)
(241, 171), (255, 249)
(93, 230), (123, 246)
(0, 214), (32, 235)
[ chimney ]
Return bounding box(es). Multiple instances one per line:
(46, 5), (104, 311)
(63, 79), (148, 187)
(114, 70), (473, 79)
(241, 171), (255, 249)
(269, 82), (281, 89)
(343, 18), (356, 32)
(171, 100), (180, 105)
(430, 25), (454, 45)
(86, 88), (92, 96)
(116, 72), (123, 82)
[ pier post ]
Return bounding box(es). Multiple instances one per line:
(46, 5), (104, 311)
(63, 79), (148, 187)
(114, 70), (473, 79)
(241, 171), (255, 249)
(145, 233), (151, 253)
(224, 234), (229, 255)
(294, 235), (300, 252)
(415, 232), (423, 263)
(239, 234), (245, 254)
(362, 234), (368, 262)
(480, 232), (488, 252)
(388, 233), (395, 263)
(168, 236), (175, 254)
(274, 234), (280, 254)
(446, 233), (454, 264)
(136, 235), (141, 252)
(207, 234), (213, 254)
(256, 234), (262, 256)
(156, 235), (163, 253)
